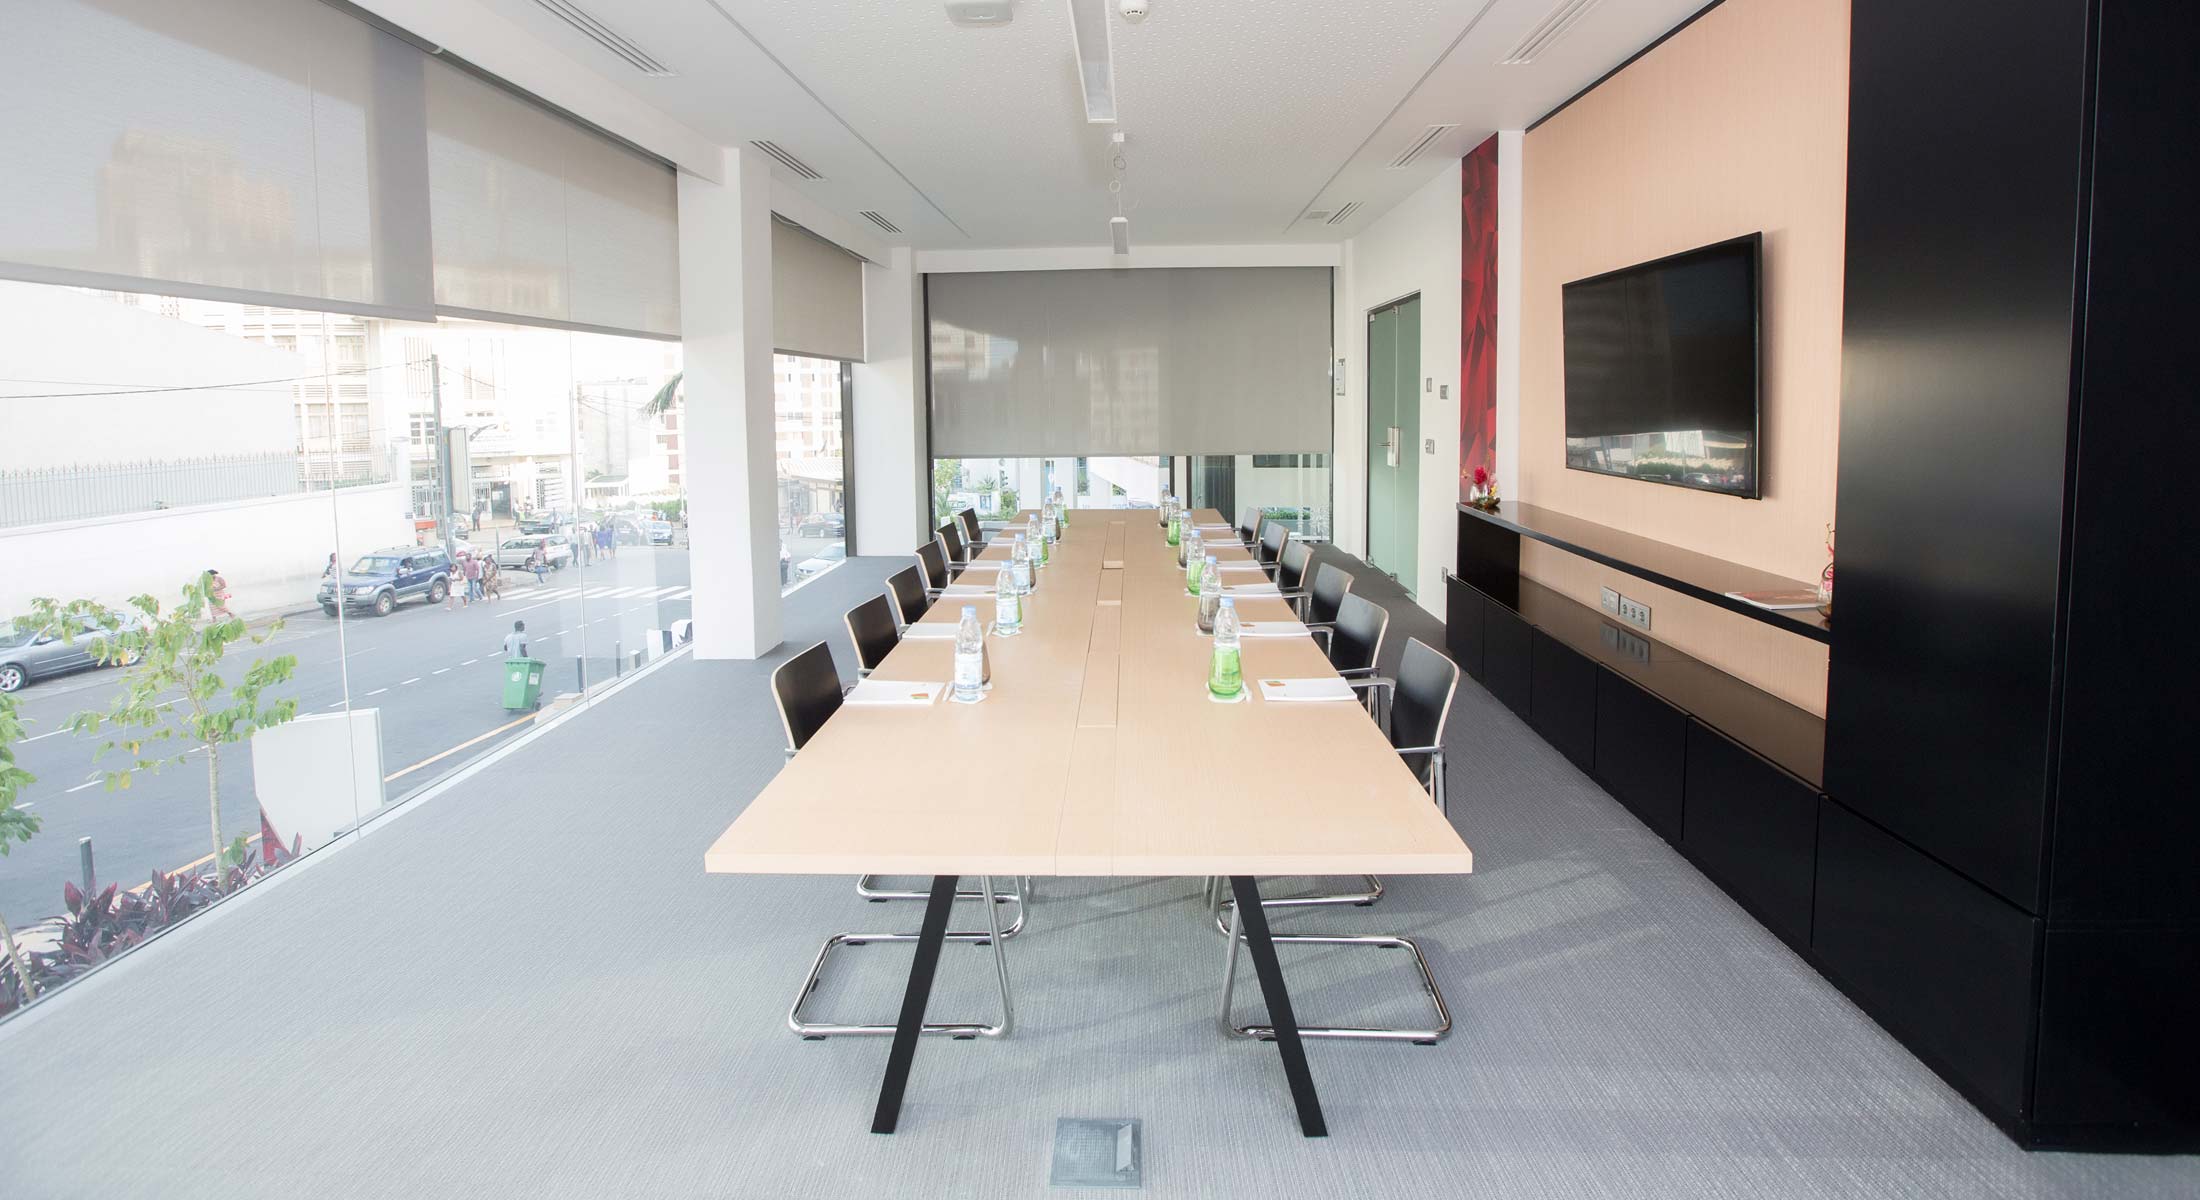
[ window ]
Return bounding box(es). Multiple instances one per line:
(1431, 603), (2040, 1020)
(775, 353), (850, 591)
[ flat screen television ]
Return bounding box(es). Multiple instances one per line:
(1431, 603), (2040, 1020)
(1562, 232), (1762, 498)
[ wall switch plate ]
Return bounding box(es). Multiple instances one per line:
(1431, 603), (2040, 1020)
(1425, 376), (1433, 392)
(1334, 358), (1346, 396)
(1439, 383), (1449, 399)
(1423, 438), (1435, 454)
(1616, 595), (1652, 632)
(1599, 587), (1620, 614)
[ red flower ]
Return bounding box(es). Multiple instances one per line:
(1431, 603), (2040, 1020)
(1472, 466), (1490, 488)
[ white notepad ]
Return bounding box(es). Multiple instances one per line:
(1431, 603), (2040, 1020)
(1236, 620), (1311, 639)
(900, 623), (961, 639)
(940, 585), (991, 597)
(1218, 563), (1267, 574)
(1256, 677), (1355, 703)
(843, 679), (945, 706)
(1225, 582), (1281, 595)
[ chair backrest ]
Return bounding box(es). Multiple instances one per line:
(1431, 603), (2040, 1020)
(1278, 538), (1313, 593)
(1238, 507), (1260, 545)
(915, 539), (950, 591)
(843, 594), (900, 673)
(1328, 592), (1389, 675)
(958, 508), (983, 546)
(1308, 562), (1354, 627)
(938, 520), (967, 563)
(885, 565), (930, 626)
(1389, 638), (1461, 780)
(1257, 519), (1290, 567)
(770, 641), (843, 753)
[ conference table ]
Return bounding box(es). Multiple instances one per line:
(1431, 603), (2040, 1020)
(704, 508), (1474, 1137)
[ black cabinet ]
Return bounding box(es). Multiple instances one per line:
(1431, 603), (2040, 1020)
(1528, 630), (1595, 770)
(1812, 800), (2040, 1131)
(1593, 668), (1686, 843)
(1681, 721), (1819, 951)
(1443, 573), (1483, 681)
(1480, 593), (1531, 717)
(2031, 926), (2200, 1147)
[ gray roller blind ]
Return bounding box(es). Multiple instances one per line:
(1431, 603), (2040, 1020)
(772, 220), (865, 361)
(426, 58), (680, 339)
(926, 267), (1331, 457)
(0, 0), (434, 319)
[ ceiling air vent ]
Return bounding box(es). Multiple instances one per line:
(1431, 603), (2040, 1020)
(529, 0), (676, 76)
(750, 140), (823, 181)
(859, 211), (903, 234)
(1302, 210), (1333, 223)
(1324, 202), (1362, 226)
(1387, 124), (1459, 169)
(1500, 0), (1603, 65)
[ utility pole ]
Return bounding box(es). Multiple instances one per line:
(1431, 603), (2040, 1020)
(430, 352), (454, 560)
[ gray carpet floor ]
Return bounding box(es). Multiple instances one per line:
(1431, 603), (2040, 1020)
(0, 553), (2191, 1199)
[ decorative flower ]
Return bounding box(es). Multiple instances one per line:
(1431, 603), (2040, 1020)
(1472, 466), (1490, 488)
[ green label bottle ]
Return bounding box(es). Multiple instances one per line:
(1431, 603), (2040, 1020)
(1208, 596), (1243, 698)
(1166, 511), (1181, 546)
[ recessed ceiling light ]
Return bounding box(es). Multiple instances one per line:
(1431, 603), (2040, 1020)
(1066, 0), (1119, 123)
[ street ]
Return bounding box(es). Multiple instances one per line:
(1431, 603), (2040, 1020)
(1, 547), (694, 926)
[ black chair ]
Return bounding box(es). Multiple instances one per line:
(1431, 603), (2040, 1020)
(1237, 507), (1260, 548)
(1214, 636), (1464, 1046)
(957, 508), (987, 555)
(1326, 592), (1390, 684)
(938, 520), (972, 568)
(1255, 519), (1290, 573)
(884, 565), (930, 628)
(915, 539), (953, 596)
(1300, 562), (1354, 645)
(771, 641), (1017, 1041)
(1275, 538), (1313, 595)
(842, 594), (899, 676)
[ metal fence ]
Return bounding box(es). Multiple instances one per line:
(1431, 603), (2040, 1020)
(0, 453), (310, 528)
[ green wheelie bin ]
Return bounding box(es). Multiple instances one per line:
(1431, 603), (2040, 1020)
(502, 657), (546, 711)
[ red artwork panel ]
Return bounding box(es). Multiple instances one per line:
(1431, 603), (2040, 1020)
(1460, 135), (1500, 502)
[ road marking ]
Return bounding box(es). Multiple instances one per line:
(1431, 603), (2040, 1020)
(650, 585), (683, 597)
(65, 778), (100, 794)
(137, 832), (263, 892)
(664, 589), (692, 601)
(399, 677), (421, 686)
(431, 668), (449, 675)
(22, 728), (73, 743)
(462, 658), (479, 666)
(383, 711), (539, 783)
(324, 700), (346, 709)
(365, 687), (388, 696)
(554, 629), (569, 636)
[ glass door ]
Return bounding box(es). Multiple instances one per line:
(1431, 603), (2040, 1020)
(1365, 295), (1420, 594)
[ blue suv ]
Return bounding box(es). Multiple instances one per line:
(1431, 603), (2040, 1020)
(319, 547), (452, 617)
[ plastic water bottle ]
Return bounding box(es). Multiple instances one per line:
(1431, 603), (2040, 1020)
(1054, 488), (1068, 525)
(1182, 526), (1203, 574)
(953, 605), (984, 703)
(1158, 492), (1172, 528)
(994, 559), (1022, 636)
(1011, 534), (1033, 594)
(1208, 597), (1243, 699)
(1029, 513), (1049, 567)
(1166, 499), (1182, 547)
(1197, 556), (1222, 633)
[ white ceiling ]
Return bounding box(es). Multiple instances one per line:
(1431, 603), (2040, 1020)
(455, 0), (1710, 250)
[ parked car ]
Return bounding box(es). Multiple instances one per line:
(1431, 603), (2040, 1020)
(319, 548), (453, 617)
(494, 535), (574, 571)
(793, 544), (848, 581)
(516, 514), (569, 537)
(0, 612), (143, 693)
(796, 512), (844, 537)
(644, 517), (674, 545)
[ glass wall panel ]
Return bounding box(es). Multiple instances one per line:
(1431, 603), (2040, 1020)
(775, 353), (849, 591)
(0, 280), (679, 1013)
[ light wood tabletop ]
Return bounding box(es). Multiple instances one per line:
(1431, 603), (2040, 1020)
(705, 508), (1473, 878)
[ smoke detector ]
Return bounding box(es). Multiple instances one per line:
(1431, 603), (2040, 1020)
(946, 1), (1014, 27)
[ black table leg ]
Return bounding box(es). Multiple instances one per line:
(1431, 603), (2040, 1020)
(871, 873), (959, 1134)
(1229, 875), (1329, 1137)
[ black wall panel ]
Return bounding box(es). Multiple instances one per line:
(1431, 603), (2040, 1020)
(1480, 594), (1532, 716)
(1594, 668), (1686, 843)
(1812, 801), (2039, 1129)
(1528, 630), (1596, 770)
(1827, 0), (2093, 911)
(1681, 721), (1818, 949)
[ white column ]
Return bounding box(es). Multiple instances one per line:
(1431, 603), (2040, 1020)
(1495, 128), (1525, 505)
(852, 247), (924, 554)
(678, 146), (781, 659)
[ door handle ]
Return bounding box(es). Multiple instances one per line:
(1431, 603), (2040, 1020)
(1385, 426), (1401, 467)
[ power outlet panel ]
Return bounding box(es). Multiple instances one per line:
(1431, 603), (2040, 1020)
(1616, 594), (1652, 632)
(1599, 587), (1621, 615)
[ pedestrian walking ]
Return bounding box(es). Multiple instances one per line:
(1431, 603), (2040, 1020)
(526, 544), (548, 585)
(463, 550), (484, 603)
(205, 568), (235, 621)
(447, 551), (467, 610)
(481, 559), (503, 602)
(323, 552), (338, 578)
(503, 620), (529, 659)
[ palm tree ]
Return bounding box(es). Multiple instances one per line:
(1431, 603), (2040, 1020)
(645, 372), (683, 416)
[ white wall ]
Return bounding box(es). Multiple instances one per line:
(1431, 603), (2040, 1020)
(0, 282), (298, 468)
(1334, 160), (1464, 618)
(852, 248), (923, 552)
(0, 483), (412, 619)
